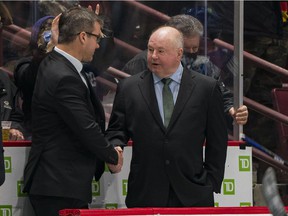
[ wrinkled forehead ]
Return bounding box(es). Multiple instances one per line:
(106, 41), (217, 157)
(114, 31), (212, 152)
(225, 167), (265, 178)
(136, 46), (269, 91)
(148, 31), (176, 50)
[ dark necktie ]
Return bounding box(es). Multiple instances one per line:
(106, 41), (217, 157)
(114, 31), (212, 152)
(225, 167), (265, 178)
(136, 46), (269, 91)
(80, 70), (106, 132)
(162, 78), (174, 128)
(80, 70), (91, 93)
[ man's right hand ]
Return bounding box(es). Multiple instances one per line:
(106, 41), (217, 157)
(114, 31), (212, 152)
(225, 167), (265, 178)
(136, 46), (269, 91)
(107, 146), (123, 173)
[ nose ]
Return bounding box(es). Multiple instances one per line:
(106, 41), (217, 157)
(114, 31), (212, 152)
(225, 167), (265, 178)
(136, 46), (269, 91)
(152, 50), (158, 59)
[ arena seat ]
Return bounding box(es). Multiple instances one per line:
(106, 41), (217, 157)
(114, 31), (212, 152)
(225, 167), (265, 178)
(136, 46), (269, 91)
(271, 87), (288, 161)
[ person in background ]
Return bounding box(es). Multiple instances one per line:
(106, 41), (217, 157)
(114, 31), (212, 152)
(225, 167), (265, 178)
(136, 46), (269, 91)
(0, 70), (24, 141)
(0, 3), (24, 141)
(106, 26), (228, 207)
(14, 15), (58, 140)
(23, 7), (123, 216)
(0, 3), (24, 189)
(207, 1), (288, 181)
(122, 14), (248, 128)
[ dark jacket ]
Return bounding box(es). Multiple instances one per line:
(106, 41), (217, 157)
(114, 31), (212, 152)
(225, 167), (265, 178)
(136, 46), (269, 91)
(106, 69), (228, 207)
(207, 1), (283, 41)
(0, 71), (24, 130)
(23, 51), (118, 202)
(122, 50), (234, 114)
(0, 71), (24, 186)
(14, 55), (42, 137)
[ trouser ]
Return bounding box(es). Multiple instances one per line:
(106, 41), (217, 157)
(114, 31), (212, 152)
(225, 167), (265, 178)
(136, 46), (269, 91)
(167, 186), (183, 207)
(29, 194), (88, 216)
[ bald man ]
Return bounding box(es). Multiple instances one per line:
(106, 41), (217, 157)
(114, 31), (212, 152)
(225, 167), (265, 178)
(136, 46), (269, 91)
(106, 26), (228, 207)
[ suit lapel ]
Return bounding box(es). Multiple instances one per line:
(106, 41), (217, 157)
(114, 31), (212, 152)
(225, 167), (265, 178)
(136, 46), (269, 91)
(82, 71), (106, 132)
(138, 71), (166, 131)
(51, 52), (106, 132)
(168, 69), (196, 130)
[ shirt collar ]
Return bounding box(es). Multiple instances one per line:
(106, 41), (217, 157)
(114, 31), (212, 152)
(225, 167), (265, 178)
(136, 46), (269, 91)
(54, 46), (83, 73)
(152, 64), (183, 84)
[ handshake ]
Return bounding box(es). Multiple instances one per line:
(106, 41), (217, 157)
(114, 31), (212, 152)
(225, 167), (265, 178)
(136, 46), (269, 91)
(107, 146), (123, 174)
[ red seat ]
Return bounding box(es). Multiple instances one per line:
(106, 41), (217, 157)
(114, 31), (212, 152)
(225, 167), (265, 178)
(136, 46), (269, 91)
(271, 87), (288, 161)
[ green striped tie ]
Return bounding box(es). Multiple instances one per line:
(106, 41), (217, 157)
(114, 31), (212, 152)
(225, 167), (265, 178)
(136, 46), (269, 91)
(162, 78), (174, 128)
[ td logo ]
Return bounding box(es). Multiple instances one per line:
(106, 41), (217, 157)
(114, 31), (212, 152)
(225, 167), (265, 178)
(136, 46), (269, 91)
(0, 205), (12, 216)
(17, 180), (27, 197)
(122, 179), (128, 196)
(223, 179), (235, 195)
(239, 156), (251, 172)
(104, 164), (109, 172)
(92, 180), (100, 196)
(240, 202), (251, 207)
(4, 157), (11, 173)
(105, 203), (118, 209)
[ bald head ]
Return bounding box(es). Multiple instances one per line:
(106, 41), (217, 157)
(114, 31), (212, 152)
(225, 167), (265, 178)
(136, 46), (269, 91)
(149, 26), (184, 50)
(147, 26), (184, 78)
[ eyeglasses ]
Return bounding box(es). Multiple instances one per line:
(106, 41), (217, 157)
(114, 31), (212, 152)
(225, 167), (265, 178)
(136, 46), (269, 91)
(85, 32), (102, 43)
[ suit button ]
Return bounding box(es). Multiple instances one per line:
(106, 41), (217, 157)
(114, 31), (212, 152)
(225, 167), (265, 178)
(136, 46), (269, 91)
(165, 160), (170, 165)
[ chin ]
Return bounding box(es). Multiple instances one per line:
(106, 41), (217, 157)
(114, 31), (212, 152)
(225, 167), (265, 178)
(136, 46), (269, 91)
(84, 57), (93, 63)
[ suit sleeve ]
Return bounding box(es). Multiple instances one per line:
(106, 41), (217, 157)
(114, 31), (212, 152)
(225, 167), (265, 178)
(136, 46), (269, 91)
(204, 81), (228, 193)
(54, 75), (118, 165)
(219, 82), (233, 114)
(105, 81), (130, 147)
(9, 80), (24, 127)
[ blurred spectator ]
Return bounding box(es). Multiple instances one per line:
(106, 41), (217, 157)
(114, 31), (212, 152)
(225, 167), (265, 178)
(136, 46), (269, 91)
(206, 1), (288, 181)
(207, 1), (285, 92)
(14, 16), (55, 140)
(0, 70), (24, 141)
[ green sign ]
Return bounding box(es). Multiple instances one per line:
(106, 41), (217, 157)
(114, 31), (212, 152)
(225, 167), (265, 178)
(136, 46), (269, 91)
(0, 205), (12, 216)
(122, 179), (128, 196)
(223, 179), (235, 195)
(239, 156), (251, 172)
(240, 202), (251, 207)
(105, 203), (118, 209)
(17, 180), (27, 197)
(4, 157), (11, 173)
(92, 180), (100, 196)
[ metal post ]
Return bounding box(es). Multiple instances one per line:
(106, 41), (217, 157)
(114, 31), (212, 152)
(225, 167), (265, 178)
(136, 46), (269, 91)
(0, 107), (5, 186)
(233, 0), (244, 140)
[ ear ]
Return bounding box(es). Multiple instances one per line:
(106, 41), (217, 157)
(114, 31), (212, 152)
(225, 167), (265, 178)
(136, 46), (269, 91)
(177, 48), (183, 60)
(78, 32), (86, 44)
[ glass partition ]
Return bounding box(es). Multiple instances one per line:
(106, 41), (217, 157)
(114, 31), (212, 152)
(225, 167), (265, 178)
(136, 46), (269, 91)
(1, 1), (288, 185)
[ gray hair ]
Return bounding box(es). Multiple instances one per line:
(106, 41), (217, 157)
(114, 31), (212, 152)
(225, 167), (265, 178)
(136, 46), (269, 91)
(165, 14), (203, 38)
(173, 27), (184, 49)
